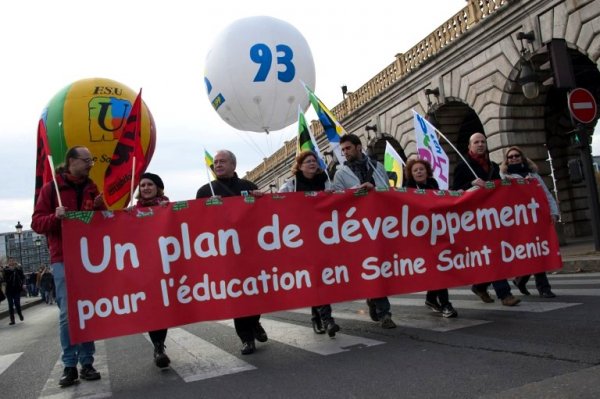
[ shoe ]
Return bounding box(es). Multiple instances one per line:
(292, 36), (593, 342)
(153, 341), (171, 368)
(18, 313), (24, 321)
(311, 317), (326, 334)
(366, 299), (379, 321)
(325, 320), (340, 337)
(512, 279), (531, 296)
(59, 367), (79, 387)
(79, 364), (101, 381)
(241, 340), (255, 355)
(501, 295), (521, 306)
(441, 304), (458, 318)
(425, 300), (442, 313)
(254, 322), (268, 343)
(471, 287), (494, 303)
(540, 290), (556, 298)
(8, 320), (15, 326)
(380, 314), (397, 329)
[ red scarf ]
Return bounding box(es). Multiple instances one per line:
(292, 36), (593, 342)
(468, 150), (489, 173)
(136, 195), (169, 207)
(63, 172), (88, 185)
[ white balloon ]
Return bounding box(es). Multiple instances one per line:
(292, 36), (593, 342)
(204, 16), (316, 133)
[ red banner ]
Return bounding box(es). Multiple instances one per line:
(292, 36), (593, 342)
(63, 181), (562, 343)
(34, 118), (53, 206)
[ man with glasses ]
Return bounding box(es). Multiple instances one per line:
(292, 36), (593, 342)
(332, 134), (397, 329)
(452, 132), (520, 307)
(32, 145), (106, 387)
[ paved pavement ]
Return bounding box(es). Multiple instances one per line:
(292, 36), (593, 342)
(0, 295), (44, 320)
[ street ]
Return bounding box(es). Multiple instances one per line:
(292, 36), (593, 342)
(1, 272), (599, 399)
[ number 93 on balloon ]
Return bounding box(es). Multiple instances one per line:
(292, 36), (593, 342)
(204, 16), (316, 133)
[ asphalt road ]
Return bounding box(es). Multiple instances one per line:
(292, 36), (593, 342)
(1, 272), (599, 399)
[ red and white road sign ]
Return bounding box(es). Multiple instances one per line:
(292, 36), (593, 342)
(568, 88), (597, 124)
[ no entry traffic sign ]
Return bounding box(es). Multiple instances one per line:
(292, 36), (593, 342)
(568, 88), (597, 124)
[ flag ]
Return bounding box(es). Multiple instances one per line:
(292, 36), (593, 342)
(303, 84), (346, 165)
(104, 89), (145, 206)
(34, 118), (54, 205)
(384, 141), (405, 188)
(204, 149), (216, 178)
(412, 109), (450, 189)
(297, 107), (327, 170)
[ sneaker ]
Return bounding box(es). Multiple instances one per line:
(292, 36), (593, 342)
(79, 364), (100, 381)
(425, 300), (442, 313)
(311, 317), (326, 334)
(59, 367), (78, 387)
(325, 320), (340, 337)
(366, 299), (379, 321)
(540, 290), (556, 298)
(380, 314), (397, 329)
(241, 340), (256, 355)
(254, 322), (268, 343)
(501, 295), (521, 306)
(441, 303), (458, 318)
(512, 279), (531, 296)
(471, 287), (494, 303)
(153, 342), (171, 368)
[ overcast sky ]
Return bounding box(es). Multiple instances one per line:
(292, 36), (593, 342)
(1, 0), (598, 235)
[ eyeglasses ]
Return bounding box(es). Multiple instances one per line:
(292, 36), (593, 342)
(77, 157), (94, 164)
(507, 154), (521, 159)
(302, 159), (318, 164)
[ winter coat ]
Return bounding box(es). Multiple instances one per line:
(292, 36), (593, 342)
(332, 158), (389, 190)
(196, 173), (258, 199)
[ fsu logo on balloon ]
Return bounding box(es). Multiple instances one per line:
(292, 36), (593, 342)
(42, 77), (156, 209)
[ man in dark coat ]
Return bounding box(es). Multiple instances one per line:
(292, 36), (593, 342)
(452, 132), (520, 307)
(196, 150), (268, 355)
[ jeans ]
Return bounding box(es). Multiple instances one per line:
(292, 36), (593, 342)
(514, 273), (551, 294)
(6, 290), (22, 322)
(52, 262), (95, 367)
(371, 297), (391, 319)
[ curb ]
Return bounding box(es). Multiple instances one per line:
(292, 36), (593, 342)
(560, 258), (600, 273)
(0, 298), (44, 320)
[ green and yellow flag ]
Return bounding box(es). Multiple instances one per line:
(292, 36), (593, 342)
(384, 141), (405, 188)
(204, 149), (215, 178)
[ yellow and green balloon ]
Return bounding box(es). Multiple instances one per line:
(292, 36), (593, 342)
(41, 77), (156, 209)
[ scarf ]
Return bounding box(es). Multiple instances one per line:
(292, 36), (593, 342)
(63, 172), (87, 185)
(137, 195), (169, 207)
(469, 150), (490, 173)
(506, 163), (531, 178)
(345, 156), (374, 185)
(295, 171), (327, 192)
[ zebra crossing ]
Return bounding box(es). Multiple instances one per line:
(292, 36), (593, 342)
(1, 273), (597, 398)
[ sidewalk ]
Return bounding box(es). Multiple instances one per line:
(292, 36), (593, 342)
(559, 236), (600, 273)
(0, 295), (45, 321)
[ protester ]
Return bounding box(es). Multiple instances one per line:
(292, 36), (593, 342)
(452, 132), (520, 306)
(332, 134), (397, 329)
(279, 151), (341, 336)
(2, 259), (25, 325)
(32, 145), (105, 387)
(500, 146), (558, 298)
(196, 150), (269, 355)
(405, 158), (458, 318)
(27, 271), (38, 297)
(135, 172), (172, 367)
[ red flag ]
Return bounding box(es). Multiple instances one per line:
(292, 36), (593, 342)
(34, 118), (53, 205)
(103, 89), (146, 206)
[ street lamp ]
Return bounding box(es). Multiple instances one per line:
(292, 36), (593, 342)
(15, 221), (23, 268)
(516, 31), (539, 99)
(35, 236), (42, 268)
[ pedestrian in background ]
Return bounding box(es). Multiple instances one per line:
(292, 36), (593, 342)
(2, 259), (25, 325)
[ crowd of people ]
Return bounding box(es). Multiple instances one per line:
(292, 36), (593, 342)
(27, 131), (559, 388)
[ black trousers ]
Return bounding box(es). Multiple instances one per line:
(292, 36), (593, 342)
(234, 315), (261, 343)
(148, 329), (168, 344)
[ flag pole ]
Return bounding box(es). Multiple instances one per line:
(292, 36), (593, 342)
(203, 151), (216, 197)
(434, 128), (478, 181)
(130, 156), (136, 207)
(47, 155), (63, 207)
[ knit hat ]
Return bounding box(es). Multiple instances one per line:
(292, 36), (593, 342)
(140, 172), (164, 189)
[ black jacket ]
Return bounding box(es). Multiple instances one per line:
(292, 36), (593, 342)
(452, 155), (500, 190)
(196, 173), (258, 199)
(405, 177), (439, 190)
